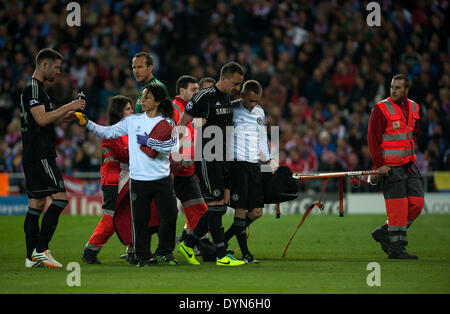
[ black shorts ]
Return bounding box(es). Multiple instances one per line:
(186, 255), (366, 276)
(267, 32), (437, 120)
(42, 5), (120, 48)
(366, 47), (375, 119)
(102, 185), (118, 216)
(23, 158), (66, 199)
(194, 160), (229, 202)
(228, 160), (264, 209)
(173, 175), (204, 205)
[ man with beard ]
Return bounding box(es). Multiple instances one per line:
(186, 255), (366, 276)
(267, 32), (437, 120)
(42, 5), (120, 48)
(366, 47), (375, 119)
(368, 74), (424, 259)
(21, 48), (86, 268)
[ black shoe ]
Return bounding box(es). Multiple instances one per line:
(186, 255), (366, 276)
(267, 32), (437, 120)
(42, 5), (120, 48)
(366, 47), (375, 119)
(126, 253), (138, 265)
(156, 253), (178, 266)
(388, 251), (418, 259)
(82, 248), (101, 264)
(372, 226), (389, 254)
(243, 253), (259, 264)
(136, 258), (153, 267)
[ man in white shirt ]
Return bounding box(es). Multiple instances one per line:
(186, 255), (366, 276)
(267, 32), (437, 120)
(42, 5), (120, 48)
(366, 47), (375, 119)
(225, 80), (277, 263)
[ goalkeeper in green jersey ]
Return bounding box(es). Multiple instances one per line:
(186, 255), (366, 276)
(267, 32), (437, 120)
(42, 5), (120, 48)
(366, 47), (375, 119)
(132, 52), (169, 113)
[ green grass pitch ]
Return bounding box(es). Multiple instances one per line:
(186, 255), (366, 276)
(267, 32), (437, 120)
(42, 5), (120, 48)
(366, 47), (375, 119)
(1, 213), (449, 294)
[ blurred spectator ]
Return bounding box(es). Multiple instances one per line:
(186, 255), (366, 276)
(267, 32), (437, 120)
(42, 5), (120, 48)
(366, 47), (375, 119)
(5, 119), (20, 148)
(304, 68), (325, 103)
(0, 139), (11, 172)
(314, 130), (337, 161)
(0, 80), (14, 129)
(80, 132), (102, 172)
(285, 137), (318, 174)
(59, 133), (79, 175)
(137, 2), (157, 29)
(315, 150), (345, 192)
(400, 44), (421, 70)
(262, 74), (287, 108)
(99, 79), (118, 110)
(332, 60), (356, 94)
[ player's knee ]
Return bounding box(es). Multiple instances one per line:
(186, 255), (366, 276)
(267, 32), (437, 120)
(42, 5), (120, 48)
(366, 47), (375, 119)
(29, 198), (46, 211)
(249, 208), (263, 219)
(51, 191), (68, 202)
(234, 208), (247, 219)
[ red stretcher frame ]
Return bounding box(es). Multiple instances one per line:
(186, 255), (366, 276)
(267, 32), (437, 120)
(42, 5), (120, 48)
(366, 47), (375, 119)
(279, 170), (380, 257)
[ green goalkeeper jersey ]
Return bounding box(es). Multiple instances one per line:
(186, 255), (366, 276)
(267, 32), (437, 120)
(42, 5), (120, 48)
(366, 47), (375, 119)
(135, 77), (170, 113)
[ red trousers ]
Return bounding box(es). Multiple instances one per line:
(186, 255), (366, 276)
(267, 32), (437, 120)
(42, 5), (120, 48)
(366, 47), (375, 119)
(88, 214), (115, 248)
(382, 164), (424, 227)
(173, 175), (208, 231)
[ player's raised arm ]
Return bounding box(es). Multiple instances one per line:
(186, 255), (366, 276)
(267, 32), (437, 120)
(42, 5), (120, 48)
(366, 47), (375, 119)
(31, 99), (85, 127)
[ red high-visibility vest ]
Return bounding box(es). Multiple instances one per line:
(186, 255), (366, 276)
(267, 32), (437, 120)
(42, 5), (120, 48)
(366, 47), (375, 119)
(172, 97), (195, 176)
(376, 97), (420, 166)
(100, 136), (129, 185)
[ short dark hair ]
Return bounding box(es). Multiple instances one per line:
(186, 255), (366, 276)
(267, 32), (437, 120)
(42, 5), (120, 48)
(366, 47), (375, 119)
(143, 84), (173, 119)
(220, 62), (244, 79)
(36, 48), (63, 66)
(133, 52), (153, 66)
(392, 74), (410, 89)
(199, 77), (216, 89)
(242, 80), (262, 95)
(107, 95), (132, 125)
(176, 75), (198, 95)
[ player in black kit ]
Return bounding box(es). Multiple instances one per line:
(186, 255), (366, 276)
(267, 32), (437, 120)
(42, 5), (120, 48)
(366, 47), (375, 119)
(20, 48), (86, 268)
(177, 62), (245, 266)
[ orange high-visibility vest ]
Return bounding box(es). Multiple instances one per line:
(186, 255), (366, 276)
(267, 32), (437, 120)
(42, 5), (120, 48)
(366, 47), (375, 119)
(172, 98), (195, 176)
(376, 97), (420, 166)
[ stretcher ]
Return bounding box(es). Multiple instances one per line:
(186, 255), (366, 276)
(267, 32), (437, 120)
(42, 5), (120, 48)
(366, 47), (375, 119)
(280, 170), (380, 257)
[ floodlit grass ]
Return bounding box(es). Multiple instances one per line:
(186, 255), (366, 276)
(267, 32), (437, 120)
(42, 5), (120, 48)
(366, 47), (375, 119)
(1, 213), (449, 294)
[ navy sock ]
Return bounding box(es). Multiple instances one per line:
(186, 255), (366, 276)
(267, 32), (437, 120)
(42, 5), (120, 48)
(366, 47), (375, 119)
(24, 208), (42, 259)
(36, 200), (67, 253)
(207, 206), (227, 258)
(236, 227), (250, 256)
(224, 217), (246, 245)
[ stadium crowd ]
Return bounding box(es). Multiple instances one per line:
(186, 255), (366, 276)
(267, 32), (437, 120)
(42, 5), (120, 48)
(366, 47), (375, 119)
(0, 0), (449, 192)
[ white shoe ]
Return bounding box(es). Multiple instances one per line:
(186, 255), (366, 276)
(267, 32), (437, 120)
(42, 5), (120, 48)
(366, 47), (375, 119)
(25, 258), (44, 268)
(31, 249), (62, 268)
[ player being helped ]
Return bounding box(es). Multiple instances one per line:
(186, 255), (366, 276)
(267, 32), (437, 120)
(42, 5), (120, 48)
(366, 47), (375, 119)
(225, 80), (277, 264)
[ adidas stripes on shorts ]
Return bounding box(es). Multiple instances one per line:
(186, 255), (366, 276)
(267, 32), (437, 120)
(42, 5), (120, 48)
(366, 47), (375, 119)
(23, 158), (66, 199)
(194, 160), (229, 203)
